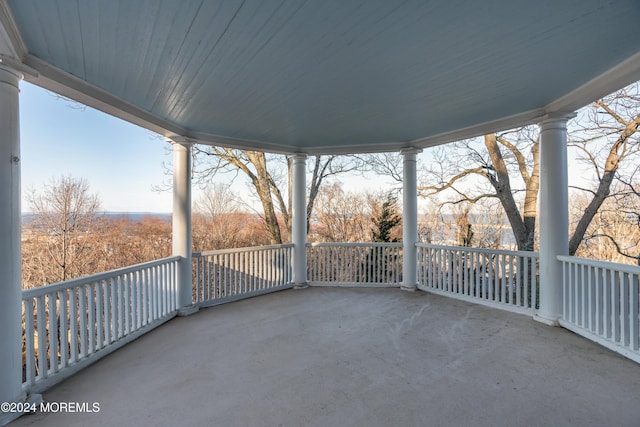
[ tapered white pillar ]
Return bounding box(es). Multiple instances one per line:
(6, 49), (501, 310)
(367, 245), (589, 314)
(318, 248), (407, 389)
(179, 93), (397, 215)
(171, 138), (197, 315)
(0, 66), (27, 425)
(401, 148), (422, 291)
(292, 154), (308, 288)
(536, 113), (574, 325)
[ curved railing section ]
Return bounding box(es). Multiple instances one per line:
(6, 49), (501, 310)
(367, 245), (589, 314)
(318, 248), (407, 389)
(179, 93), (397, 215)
(559, 256), (639, 363)
(22, 256), (180, 394)
(417, 244), (539, 314)
(192, 244), (294, 307)
(306, 242), (403, 287)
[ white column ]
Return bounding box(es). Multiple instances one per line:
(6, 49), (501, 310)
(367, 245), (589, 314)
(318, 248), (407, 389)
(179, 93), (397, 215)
(536, 113), (574, 325)
(401, 148), (422, 291)
(0, 66), (27, 422)
(171, 138), (197, 315)
(292, 153), (308, 289)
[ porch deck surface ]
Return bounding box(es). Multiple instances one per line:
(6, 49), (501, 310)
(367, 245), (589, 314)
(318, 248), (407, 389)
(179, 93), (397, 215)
(13, 287), (640, 427)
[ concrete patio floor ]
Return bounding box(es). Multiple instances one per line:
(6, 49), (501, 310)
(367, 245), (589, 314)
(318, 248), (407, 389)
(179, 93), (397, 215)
(13, 287), (640, 427)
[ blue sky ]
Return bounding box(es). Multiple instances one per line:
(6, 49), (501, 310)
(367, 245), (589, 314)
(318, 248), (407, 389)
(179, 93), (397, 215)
(18, 81), (397, 214)
(20, 82), (173, 213)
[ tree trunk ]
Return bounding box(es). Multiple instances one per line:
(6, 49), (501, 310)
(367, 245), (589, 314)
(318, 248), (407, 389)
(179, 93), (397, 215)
(568, 115), (639, 254)
(248, 152), (283, 244)
(484, 135), (528, 250)
(522, 138), (540, 251)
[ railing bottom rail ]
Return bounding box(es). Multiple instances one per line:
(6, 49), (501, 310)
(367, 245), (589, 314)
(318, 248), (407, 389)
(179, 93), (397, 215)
(309, 281), (399, 288)
(559, 320), (640, 365)
(420, 287), (534, 316)
(23, 313), (175, 395)
(195, 284), (293, 309)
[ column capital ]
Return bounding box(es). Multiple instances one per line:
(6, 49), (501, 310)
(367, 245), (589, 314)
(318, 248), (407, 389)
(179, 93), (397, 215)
(400, 147), (423, 156)
(291, 153), (308, 162)
(166, 136), (196, 147)
(540, 112), (577, 129)
(0, 64), (22, 87)
(0, 54), (38, 78)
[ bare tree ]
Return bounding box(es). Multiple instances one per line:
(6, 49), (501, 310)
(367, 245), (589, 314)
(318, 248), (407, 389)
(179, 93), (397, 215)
(366, 152), (403, 184)
(574, 174), (640, 265)
(192, 146), (368, 244)
(195, 182), (239, 219)
(453, 204), (474, 247)
(471, 201), (510, 250)
(420, 82), (640, 255)
(25, 176), (101, 284)
(310, 183), (371, 242)
(192, 183), (261, 250)
(568, 83), (640, 255)
(420, 126), (539, 251)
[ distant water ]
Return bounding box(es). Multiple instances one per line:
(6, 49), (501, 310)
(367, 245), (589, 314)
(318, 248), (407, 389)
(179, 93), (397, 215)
(101, 212), (172, 222)
(22, 212), (172, 224)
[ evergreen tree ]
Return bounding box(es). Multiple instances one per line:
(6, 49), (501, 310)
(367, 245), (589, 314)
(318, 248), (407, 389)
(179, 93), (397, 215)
(372, 194), (401, 242)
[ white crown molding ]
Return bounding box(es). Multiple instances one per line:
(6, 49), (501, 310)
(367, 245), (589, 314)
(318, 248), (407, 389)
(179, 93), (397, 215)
(407, 109), (546, 150)
(546, 51), (640, 114)
(0, 1), (27, 59)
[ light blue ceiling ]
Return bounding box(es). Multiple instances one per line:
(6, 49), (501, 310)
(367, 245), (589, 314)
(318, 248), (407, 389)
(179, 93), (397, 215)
(5, 0), (640, 153)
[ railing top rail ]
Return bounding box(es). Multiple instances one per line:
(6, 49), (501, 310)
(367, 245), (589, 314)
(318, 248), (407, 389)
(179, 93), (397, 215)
(307, 242), (403, 248)
(416, 243), (539, 258)
(196, 243), (294, 257)
(22, 256), (181, 299)
(558, 255), (640, 275)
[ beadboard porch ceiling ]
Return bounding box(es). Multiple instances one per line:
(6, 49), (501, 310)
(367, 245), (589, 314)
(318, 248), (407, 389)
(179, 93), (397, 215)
(1, 0), (640, 154)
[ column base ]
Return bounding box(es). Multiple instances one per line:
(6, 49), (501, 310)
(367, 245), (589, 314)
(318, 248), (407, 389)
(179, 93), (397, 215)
(400, 284), (417, 292)
(177, 305), (199, 317)
(293, 283), (309, 290)
(533, 314), (560, 327)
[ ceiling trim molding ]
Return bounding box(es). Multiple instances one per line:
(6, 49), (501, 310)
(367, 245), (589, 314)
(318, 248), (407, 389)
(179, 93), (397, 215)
(408, 108), (546, 150)
(297, 141), (410, 155)
(0, 1), (26, 59)
(22, 54), (187, 138)
(546, 50), (640, 114)
(191, 131), (411, 155)
(185, 131), (298, 155)
(173, 108), (550, 155)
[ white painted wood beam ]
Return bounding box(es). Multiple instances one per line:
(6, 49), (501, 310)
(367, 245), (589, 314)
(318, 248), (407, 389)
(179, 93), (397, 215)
(401, 148), (421, 291)
(536, 113), (575, 325)
(292, 153), (308, 288)
(170, 138), (197, 315)
(0, 64), (27, 427)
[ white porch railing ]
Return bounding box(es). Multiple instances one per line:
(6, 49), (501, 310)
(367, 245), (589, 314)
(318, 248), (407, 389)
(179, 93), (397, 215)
(559, 256), (640, 363)
(417, 244), (539, 315)
(192, 244), (294, 307)
(17, 243), (640, 400)
(306, 242), (403, 287)
(21, 256), (180, 394)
